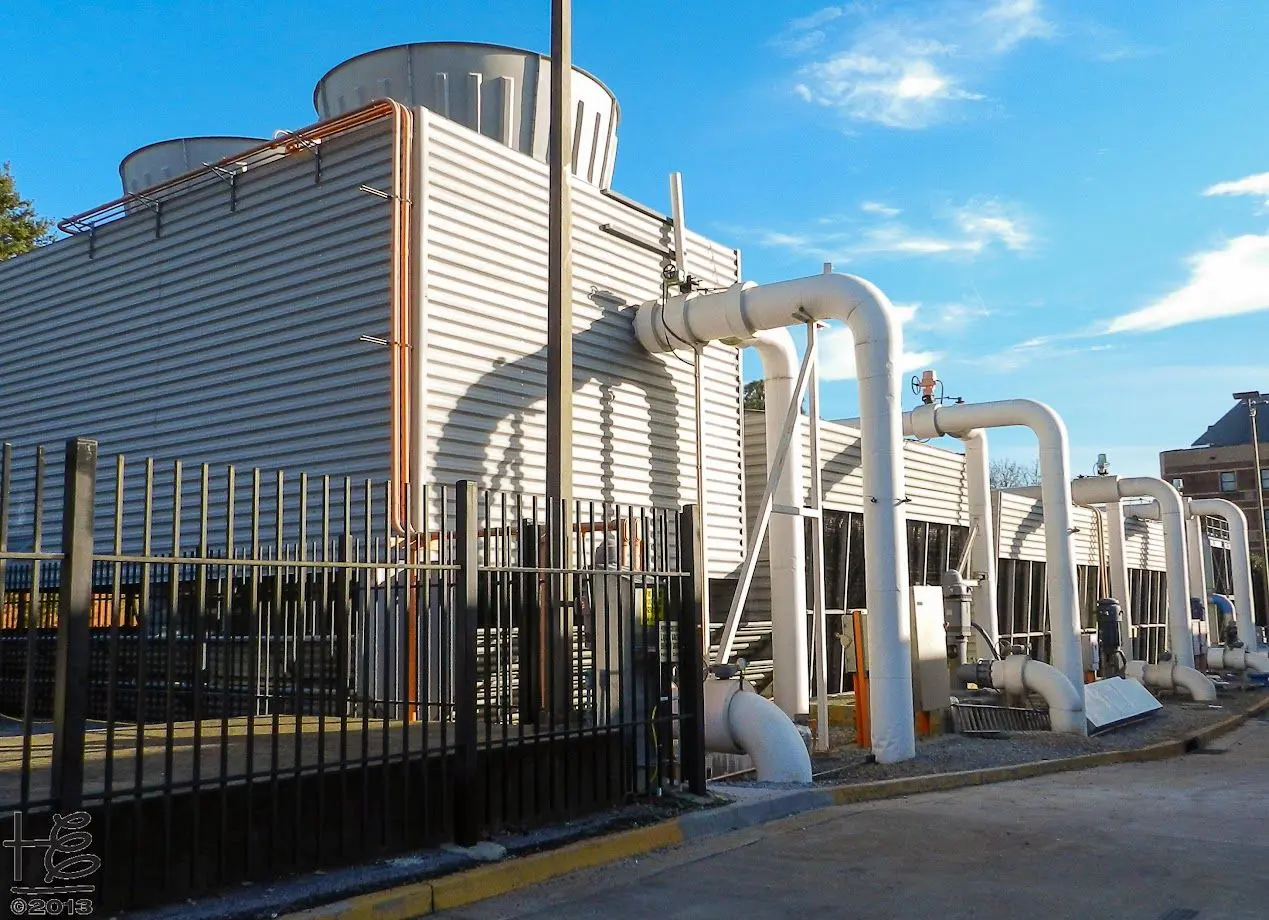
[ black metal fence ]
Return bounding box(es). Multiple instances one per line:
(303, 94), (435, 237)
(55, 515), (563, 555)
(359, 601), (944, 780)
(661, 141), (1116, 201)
(0, 439), (705, 912)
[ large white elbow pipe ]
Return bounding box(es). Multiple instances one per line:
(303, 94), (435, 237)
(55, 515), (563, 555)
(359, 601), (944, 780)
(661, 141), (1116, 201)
(636, 273), (916, 763)
(704, 678), (813, 783)
(741, 329), (809, 716)
(961, 431), (999, 654)
(1126, 659), (1217, 701)
(909, 400), (1084, 708)
(959, 655), (1084, 733)
(1189, 498), (1257, 648)
(1071, 477), (1193, 668)
(1207, 646), (1269, 675)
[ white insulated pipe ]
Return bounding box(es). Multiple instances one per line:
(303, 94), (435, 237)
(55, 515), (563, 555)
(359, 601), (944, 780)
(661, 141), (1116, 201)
(1207, 646), (1269, 675)
(961, 431), (999, 655)
(636, 273), (915, 763)
(1104, 499), (1132, 652)
(703, 678), (813, 783)
(742, 329), (809, 716)
(1189, 498), (1257, 648)
(1125, 659), (1217, 701)
(960, 655), (1084, 733)
(1185, 507), (1209, 641)
(908, 400), (1084, 706)
(1069, 477), (1193, 668)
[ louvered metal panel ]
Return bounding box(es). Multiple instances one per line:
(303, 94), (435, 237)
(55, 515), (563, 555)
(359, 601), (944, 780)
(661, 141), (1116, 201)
(0, 123), (397, 543)
(418, 111), (743, 576)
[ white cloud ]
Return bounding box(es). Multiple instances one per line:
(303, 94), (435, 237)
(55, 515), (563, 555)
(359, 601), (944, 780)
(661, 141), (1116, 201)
(741, 196), (1033, 263)
(955, 200), (1032, 251)
(785, 0), (1055, 128)
(911, 301), (991, 332)
(1106, 234), (1269, 334)
(1203, 172), (1269, 205)
(819, 324), (941, 381)
(861, 200), (901, 217)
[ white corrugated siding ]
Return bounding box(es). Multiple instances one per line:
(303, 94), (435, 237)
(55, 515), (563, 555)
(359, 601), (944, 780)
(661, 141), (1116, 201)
(0, 122), (398, 543)
(994, 491), (1167, 571)
(418, 111), (744, 575)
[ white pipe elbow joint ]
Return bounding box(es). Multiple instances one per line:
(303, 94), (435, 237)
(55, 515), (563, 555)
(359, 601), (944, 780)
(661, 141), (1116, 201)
(991, 655), (1086, 735)
(703, 677), (813, 784)
(1127, 659), (1218, 701)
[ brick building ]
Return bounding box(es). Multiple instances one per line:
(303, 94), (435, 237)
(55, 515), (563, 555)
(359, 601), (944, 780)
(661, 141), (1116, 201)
(1160, 395), (1269, 561)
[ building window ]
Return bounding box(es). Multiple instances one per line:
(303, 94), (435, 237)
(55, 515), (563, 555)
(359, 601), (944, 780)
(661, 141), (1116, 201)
(1172, 477), (1184, 491)
(1220, 471), (1238, 492)
(1261, 468), (1269, 491)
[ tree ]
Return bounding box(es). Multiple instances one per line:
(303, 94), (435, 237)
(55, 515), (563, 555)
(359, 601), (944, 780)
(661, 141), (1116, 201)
(0, 162), (53, 261)
(743, 379), (765, 410)
(989, 457), (1041, 490)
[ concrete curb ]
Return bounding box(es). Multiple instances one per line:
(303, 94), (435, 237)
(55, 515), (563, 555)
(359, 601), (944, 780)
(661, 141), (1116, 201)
(281, 696), (1269, 919)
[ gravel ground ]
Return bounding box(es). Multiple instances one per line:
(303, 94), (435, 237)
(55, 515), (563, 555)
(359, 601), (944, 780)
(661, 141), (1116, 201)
(724, 688), (1269, 787)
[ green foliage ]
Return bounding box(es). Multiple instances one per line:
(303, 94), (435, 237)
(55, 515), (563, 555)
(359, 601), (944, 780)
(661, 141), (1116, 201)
(743, 379), (765, 410)
(0, 162), (53, 261)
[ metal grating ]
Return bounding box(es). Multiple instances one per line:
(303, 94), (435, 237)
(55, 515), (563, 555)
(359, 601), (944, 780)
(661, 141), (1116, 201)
(951, 702), (1051, 735)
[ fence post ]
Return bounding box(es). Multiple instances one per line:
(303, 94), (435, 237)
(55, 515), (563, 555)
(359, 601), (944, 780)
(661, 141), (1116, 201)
(453, 481), (480, 846)
(677, 505), (707, 795)
(51, 437), (97, 811)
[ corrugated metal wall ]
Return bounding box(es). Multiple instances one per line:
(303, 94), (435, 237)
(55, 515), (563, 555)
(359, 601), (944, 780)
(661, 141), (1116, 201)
(418, 111), (744, 575)
(0, 122), (398, 543)
(994, 491), (1167, 572)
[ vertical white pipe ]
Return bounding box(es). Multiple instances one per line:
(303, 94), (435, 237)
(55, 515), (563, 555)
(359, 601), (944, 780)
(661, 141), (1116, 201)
(1185, 506), (1207, 661)
(909, 400), (1085, 707)
(635, 274), (916, 762)
(1105, 500), (1132, 654)
(1189, 498), (1257, 648)
(807, 320), (829, 750)
(960, 431), (998, 655)
(745, 329), (809, 716)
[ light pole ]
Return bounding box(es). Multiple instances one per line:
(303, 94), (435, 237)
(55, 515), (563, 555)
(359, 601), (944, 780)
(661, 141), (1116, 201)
(1234, 390), (1269, 636)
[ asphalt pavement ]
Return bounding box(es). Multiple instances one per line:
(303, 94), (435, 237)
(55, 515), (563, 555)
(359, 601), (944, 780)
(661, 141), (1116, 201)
(440, 714), (1269, 920)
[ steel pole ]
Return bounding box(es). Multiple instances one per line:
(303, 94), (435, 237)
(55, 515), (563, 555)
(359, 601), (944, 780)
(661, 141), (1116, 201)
(1251, 399), (1269, 631)
(546, 0), (574, 502)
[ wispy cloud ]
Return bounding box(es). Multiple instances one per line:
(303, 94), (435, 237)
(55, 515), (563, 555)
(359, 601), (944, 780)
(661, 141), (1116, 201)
(741, 196), (1034, 263)
(909, 301), (991, 333)
(1106, 234), (1269, 334)
(1203, 171), (1269, 206)
(860, 200), (901, 217)
(783, 0), (1055, 129)
(979, 332), (1113, 371)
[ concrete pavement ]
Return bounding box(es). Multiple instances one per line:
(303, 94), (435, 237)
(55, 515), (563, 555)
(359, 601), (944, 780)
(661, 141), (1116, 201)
(441, 715), (1269, 920)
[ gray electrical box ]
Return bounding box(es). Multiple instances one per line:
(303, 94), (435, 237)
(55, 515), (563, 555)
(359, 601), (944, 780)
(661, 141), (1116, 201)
(910, 586), (951, 712)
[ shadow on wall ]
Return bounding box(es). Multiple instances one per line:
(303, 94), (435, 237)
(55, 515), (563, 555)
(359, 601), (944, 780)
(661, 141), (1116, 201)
(432, 290), (683, 511)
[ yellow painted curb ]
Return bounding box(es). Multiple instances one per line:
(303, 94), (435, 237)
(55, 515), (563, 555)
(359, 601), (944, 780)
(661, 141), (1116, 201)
(280, 820), (684, 919)
(283, 695), (1269, 919)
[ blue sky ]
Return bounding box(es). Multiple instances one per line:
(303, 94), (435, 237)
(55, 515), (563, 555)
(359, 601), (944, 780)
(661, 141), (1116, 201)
(4, 0), (1268, 476)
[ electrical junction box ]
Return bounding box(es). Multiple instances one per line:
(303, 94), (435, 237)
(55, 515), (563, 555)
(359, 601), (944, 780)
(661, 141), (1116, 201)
(910, 586), (951, 712)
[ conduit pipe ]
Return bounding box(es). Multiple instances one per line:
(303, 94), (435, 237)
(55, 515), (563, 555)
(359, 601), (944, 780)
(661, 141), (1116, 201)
(957, 656), (1084, 733)
(907, 400), (1085, 709)
(1125, 659), (1217, 701)
(1189, 498), (1257, 648)
(636, 273), (916, 763)
(740, 329), (809, 716)
(1207, 646), (1269, 675)
(1066, 477), (1193, 668)
(704, 678), (813, 783)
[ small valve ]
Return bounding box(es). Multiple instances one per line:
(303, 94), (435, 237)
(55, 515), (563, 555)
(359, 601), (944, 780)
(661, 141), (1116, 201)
(918, 369), (938, 404)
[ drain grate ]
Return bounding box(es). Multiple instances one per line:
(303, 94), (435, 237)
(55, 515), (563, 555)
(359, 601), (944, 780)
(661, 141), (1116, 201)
(950, 703), (1051, 735)
(1156, 909), (1199, 920)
